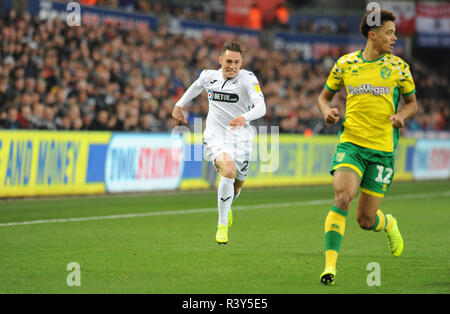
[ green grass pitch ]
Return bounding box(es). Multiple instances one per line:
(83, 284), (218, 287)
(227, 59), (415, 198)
(0, 180), (449, 294)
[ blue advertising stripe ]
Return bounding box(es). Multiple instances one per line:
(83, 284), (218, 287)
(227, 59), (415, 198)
(86, 144), (108, 183)
(182, 161), (203, 178)
(406, 146), (414, 172)
(182, 144), (204, 179)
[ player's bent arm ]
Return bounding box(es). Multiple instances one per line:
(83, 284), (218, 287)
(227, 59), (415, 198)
(174, 78), (204, 109)
(172, 77), (204, 124)
(230, 97), (266, 130)
(317, 87), (339, 125)
(242, 97), (266, 122)
(242, 72), (266, 123)
(390, 93), (417, 129)
(399, 93), (418, 120)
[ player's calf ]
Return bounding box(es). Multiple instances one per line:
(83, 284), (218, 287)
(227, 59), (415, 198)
(357, 214), (376, 230)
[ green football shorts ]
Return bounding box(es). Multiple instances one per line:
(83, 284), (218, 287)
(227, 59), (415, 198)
(330, 142), (395, 198)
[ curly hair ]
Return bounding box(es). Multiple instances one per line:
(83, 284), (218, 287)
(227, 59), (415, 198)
(360, 9), (396, 39)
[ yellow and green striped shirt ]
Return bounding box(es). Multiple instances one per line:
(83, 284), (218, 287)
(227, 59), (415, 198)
(325, 50), (416, 152)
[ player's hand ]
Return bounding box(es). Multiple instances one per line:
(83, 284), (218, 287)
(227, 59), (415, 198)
(229, 116), (246, 130)
(390, 114), (405, 129)
(172, 106), (187, 125)
(324, 107), (340, 125)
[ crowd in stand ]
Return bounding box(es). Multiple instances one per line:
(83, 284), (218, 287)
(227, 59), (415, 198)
(76, 0), (226, 25)
(0, 8), (449, 135)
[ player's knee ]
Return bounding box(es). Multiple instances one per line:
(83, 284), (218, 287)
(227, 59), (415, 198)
(334, 191), (353, 210)
(221, 164), (236, 179)
(357, 214), (374, 230)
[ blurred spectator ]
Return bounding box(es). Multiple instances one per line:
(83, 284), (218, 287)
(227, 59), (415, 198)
(2, 105), (21, 129)
(17, 104), (32, 129)
(89, 109), (110, 130)
(55, 108), (72, 130)
(139, 114), (152, 132)
(0, 75), (9, 110)
(123, 107), (140, 131)
(315, 18), (337, 34)
(273, 3), (290, 29)
(80, 0), (98, 6)
(29, 103), (45, 129)
(337, 19), (349, 34)
(248, 3), (263, 30)
(41, 106), (58, 130)
(72, 117), (85, 130)
(296, 18), (310, 33)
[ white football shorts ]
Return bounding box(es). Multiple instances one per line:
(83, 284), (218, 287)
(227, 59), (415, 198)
(203, 138), (252, 181)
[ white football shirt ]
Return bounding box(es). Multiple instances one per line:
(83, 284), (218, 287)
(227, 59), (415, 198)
(175, 68), (266, 143)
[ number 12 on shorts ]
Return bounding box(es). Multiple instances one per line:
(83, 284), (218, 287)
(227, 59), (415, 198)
(375, 165), (393, 184)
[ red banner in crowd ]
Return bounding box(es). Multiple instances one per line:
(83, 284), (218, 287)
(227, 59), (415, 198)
(416, 1), (450, 47)
(416, 2), (450, 33)
(381, 1), (415, 36)
(225, 0), (284, 29)
(225, 0), (254, 28)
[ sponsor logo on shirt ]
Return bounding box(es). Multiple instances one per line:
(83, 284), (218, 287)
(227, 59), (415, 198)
(347, 84), (390, 96)
(207, 90), (239, 103)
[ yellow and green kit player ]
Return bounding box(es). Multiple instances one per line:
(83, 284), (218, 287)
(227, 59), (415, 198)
(317, 9), (418, 285)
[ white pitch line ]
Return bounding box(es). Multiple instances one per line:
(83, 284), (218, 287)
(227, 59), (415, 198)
(0, 190), (449, 227)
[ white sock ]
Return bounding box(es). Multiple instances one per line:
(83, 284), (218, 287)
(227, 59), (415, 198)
(218, 176), (235, 226)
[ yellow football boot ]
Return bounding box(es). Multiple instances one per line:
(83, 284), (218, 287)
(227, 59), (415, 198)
(320, 266), (336, 286)
(386, 215), (403, 257)
(215, 224), (228, 245)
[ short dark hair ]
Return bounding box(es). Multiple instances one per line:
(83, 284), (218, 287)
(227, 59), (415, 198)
(360, 9), (396, 39)
(221, 41), (243, 56)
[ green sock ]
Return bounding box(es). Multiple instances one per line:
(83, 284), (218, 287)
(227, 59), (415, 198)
(324, 206), (348, 270)
(371, 209), (393, 232)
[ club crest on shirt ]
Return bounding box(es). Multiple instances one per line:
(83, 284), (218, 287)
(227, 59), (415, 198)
(380, 66), (392, 79)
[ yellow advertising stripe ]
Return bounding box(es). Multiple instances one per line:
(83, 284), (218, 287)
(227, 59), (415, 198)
(0, 131), (110, 197)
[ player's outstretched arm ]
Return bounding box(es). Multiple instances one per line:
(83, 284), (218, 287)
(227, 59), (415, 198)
(390, 93), (417, 129)
(172, 106), (187, 125)
(172, 73), (206, 125)
(317, 87), (339, 125)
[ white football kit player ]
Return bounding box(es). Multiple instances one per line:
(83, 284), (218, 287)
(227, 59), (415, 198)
(174, 68), (266, 180)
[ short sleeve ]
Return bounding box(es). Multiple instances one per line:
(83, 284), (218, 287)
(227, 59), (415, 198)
(397, 61), (416, 96)
(325, 60), (344, 92)
(196, 70), (208, 88)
